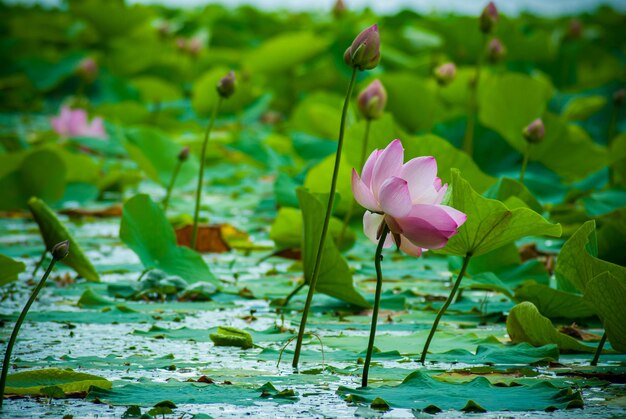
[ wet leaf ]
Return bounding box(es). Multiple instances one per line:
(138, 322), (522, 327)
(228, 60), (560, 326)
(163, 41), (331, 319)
(210, 326), (254, 349)
(337, 370), (583, 411)
(175, 224), (231, 253)
(5, 368), (111, 396)
(584, 272), (626, 352)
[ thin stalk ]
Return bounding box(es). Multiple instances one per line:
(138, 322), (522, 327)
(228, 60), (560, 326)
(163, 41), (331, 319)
(591, 332), (607, 366)
(607, 106), (618, 186)
(420, 253), (472, 364)
(338, 118), (372, 247)
(191, 97), (222, 250)
(292, 68), (358, 369)
(281, 282), (306, 307)
(519, 142), (531, 184)
(31, 249), (47, 278)
(0, 259), (58, 408)
(362, 223), (389, 388)
(462, 35), (487, 157)
(162, 159), (183, 213)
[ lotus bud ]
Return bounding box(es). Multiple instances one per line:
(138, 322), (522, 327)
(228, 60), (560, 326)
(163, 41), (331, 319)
(216, 71), (236, 99)
(344, 24), (380, 71)
(487, 38), (506, 63)
(175, 37), (187, 51)
(188, 37), (202, 56)
(51, 240), (70, 260)
(76, 57), (98, 82)
(567, 19), (582, 39)
(357, 79), (387, 120)
(523, 118), (545, 144)
(613, 89), (625, 107)
(178, 146), (190, 162)
(479, 2), (499, 34)
(433, 62), (457, 86)
(332, 0), (347, 18)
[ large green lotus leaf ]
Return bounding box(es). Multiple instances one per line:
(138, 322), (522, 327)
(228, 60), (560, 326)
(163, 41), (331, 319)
(269, 207), (354, 250)
(584, 272), (626, 353)
(303, 154), (353, 216)
(297, 188), (369, 308)
(433, 343), (560, 365)
(514, 281), (596, 320)
(0, 149), (66, 210)
(441, 170), (562, 257)
(191, 67), (260, 116)
(554, 220), (626, 294)
(123, 127), (199, 187)
(379, 73), (444, 132)
(18, 52), (85, 91)
(131, 76), (182, 103)
(581, 189), (626, 217)
(289, 92), (345, 140)
(0, 253), (25, 287)
(70, 0), (152, 38)
(245, 31), (328, 74)
(506, 302), (597, 353)
(484, 177), (543, 214)
(28, 197), (99, 282)
(597, 207), (626, 266)
(120, 194), (217, 285)
(5, 368), (111, 396)
(87, 380), (296, 406)
(337, 370), (582, 411)
(530, 114), (607, 181)
(478, 72), (553, 152)
(562, 95), (607, 121)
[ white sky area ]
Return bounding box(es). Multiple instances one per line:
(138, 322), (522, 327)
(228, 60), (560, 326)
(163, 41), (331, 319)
(4, 0), (626, 16)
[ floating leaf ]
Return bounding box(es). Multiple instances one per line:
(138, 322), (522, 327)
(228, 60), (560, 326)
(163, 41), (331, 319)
(4, 368), (111, 396)
(298, 188), (370, 308)
(28, 197), (100, 282)
(0, 253), (25, 287)
(506, 302), (597, 353)
(337, 370), (582, 411)
(119, 194), (217, 285)
(441, 170), (562, 257)
(210, 326), (254, 349)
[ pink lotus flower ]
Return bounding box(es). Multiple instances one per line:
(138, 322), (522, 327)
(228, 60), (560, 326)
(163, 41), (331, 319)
(352, 139), (466, 256)
(50, 106), (107, 139)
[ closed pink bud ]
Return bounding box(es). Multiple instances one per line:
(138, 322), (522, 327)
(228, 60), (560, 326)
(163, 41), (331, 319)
(178, 146), (190, 162)
(433, 63), (457, 86)
(188, 37), (202, 56)
(357, 79), (387, 120)
(216, 71), (236, 98)
(344, 24), (380, 71)
(77, 57), (98, 82)
(479, 2), (499, 34)
(567, 19), (582, 39)
(487, 38), (506, 62)
(523, 118), (545, 144)
(333, 0), (347, 18)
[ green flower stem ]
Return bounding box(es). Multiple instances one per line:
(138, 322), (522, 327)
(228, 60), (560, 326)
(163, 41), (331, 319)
(0, 258), (58, 408)
(291, 68), (358, 369)
(607, 106), (618, 186)
(162, 159), (183, 213)
(362, 223), (390, 388)
(462, 34), (487, 157)
(191, 97), (222, 250)
(338, 118), (372, 247)
(31, 249), (47, 278)
(420, 253), (472, 364)
(519, 142), (531, 184)
(281, 281), (306, 307)
(591, 332), (607, 366)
